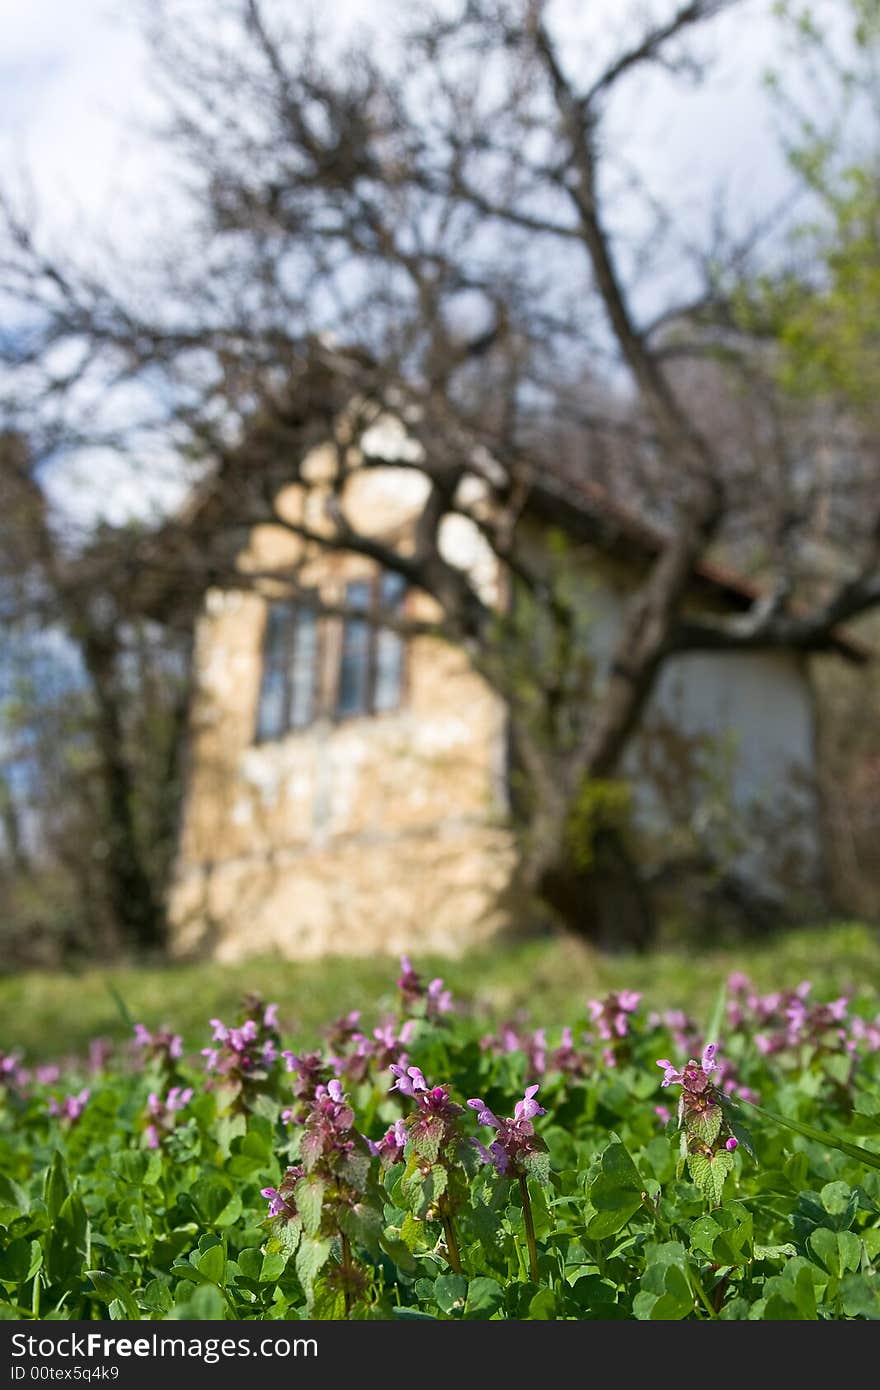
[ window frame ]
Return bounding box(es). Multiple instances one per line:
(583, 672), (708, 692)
(254, 590), (322, 744)
(334, 570), (408, 722)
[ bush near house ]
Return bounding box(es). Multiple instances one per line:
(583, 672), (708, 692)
(1, 942), (879, 1320)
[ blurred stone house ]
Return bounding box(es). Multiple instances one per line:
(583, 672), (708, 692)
(165, 418), (862, 962)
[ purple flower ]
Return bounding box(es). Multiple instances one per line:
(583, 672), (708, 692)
(657, 1042), (717, 1091)
(852, 1015), (880, 1051)
(133, 1024), (183, 1067)
(263, 1003), (279, 1030)
(548, 1025), (589, 1077)
(262, 1165), (304, 1222)
(725, 1137), (738, 1151)
(514, 1084), (546, 1122)
(48, 1088), (90, 1124)
(468, 1085), (549, 1179)
(141, 1085), (193, 1145)
(366, 1118), (408, 1167)
(88, 1038), (114, 1073)
(588, 992), (641, 1048)
(397, 955), (424, 1009)
(389, 1064), (428, 1098)
(426, 977), (453, 1019)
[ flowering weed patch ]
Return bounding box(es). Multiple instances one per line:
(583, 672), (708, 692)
(1, 963), (879, 1320)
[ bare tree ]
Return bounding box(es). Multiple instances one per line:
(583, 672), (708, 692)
(0, 433), (191, 955)
(1, 0), (877, 944)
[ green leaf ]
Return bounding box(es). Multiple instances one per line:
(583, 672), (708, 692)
(734, 1099), (880, 1171)
(528, 1288), (557, 1319)
(399, 1213), (427, 1253)
(47, 1193), (90, 1285)
(754, 1242), (797, 1262)
(338, 1201), (382, 1256)
(294, 1236), (331, 1300)
(0, 1174), (29, 1216)
(687, 1149), (734, 1206)
(521, 1148), (551, 1186)
(196, 1242), (226, 1286)
(840, 1274), (880, 1319)
(587, 1136), (644, 1237)
(809, 1227), (862, 1276)
(686, 1106), (722, 1146)
(235, 1248), (264, 1281)
(433, 1273), (468, 1314)
(294, 1177), (325, 1239)
(705, 984), (727, 1051)
(634, 1261), (693, 1320)
(44, 1151), (70, 1222)
(105, 981), (134, 1028)
(259, 1250), (287, 1284)
(464, 1276), (503, 1319)
(169, 1284), (225, 1320)
(411, 1118), (444, 1164)
(138, 1279), (172, 1315)
(86, 1271), (138, 1320)
(0, 1239), (34, 1286)
(215, 1194), (243, 1228)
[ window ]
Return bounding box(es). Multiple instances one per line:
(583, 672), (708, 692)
(335, 570), (407, 719)
(255, 595), (320, 741)
(253, 571), (407, 742)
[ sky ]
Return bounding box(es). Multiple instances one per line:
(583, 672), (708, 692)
(0, 0), (846, 528)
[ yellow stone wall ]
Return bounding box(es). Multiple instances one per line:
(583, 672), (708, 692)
(168, 460), (515, 961)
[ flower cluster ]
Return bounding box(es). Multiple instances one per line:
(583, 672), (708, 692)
(280, 1049), (330, 1123)
(47, 1087), (90, 1124)
(143, 1085), (194, 1149)
(657, 1043), (741, 1201)
(397, 956), (453, 1021)
(299, 1078), (358, 1170)
(588, 990), (641, 1067)
(134, 1024), (183, 1072)
(202, 999), (283, 1107)
(365, 1118), (408, 1168)
(725, 972), (864, 1082)
(332, 1018), (415, 1087)
(482, 1021), (547, 1068)
(0, 1051), (29, 1095)
(390, 1064), (466, 1154)
(261, 1165), (305, 1222)
(468, 1085), (549, 1178)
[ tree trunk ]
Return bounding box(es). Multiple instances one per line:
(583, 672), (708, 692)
(509, 731), (656, 950)
(81, 630), (166, 952)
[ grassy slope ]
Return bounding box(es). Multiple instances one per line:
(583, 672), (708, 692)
(1, 921), (878, 1063)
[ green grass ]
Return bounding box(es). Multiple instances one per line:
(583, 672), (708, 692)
(1, 921), (877, 1062)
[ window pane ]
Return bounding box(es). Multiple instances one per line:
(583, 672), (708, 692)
(380, 570), (406, 608)
(373, 571), (406, 712)
(336, 581), (371, 718)
(256, 602), (291, 741)
(373, 629), (403, 712)
(289, 606), (318, 729)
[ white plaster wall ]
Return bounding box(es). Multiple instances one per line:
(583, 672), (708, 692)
(571, 563), (822, 896)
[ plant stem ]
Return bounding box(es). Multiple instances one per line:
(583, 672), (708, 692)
(340, 1231), (353, 1316)
(518, 1174), (540, 1284)
(439, 1196), (462, 1274)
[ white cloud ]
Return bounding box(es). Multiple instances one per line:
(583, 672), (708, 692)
(0, 0), (852, 528)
